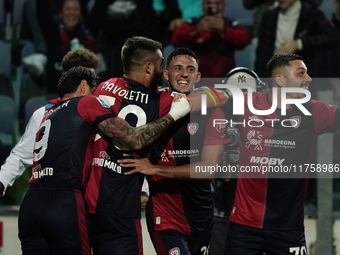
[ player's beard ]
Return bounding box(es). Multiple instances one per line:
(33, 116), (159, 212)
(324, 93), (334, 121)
(150, 70), (162, 92)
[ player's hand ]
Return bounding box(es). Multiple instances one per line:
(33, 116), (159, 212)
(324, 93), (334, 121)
(118, 154), (159, 175)
(172, 92), (185, 101)
(169, 18), (184, 31)
(275, 40), (298, 54)
(158, 86), (170, 92)
(282, 40), (298, 53)
(169, 94), (191, 121)
(198, 16), (211, 34)
(141, 195), (149, 211)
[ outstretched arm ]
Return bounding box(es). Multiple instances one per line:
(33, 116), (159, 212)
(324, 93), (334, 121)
(0, 107), (45, 197)
(119, 106), (227, 179)
(97, 95), (191, 150)
(97, 114), (175, 151)
(189, 88), (229, 113)
(119, 144), (225, 180)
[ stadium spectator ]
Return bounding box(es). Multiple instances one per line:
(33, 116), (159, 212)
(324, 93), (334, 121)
(152, 0), (183, 43)
(254, 0), (340, 79)
(243, 0), (323, 37)
(20, 0), (102, 94)
(330, 0), (340, 34)
(327, 1), (340, 95)
(171, 0), (250, 78)
(86, 0), (163, 78)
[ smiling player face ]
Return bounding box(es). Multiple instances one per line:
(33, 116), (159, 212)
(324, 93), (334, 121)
(164, 55), (201, 95)
(284, 60), (312, 99)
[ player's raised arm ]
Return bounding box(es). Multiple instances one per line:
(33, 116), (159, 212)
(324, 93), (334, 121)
(189, 87), (229, 113)
(97, 95), (190, 150)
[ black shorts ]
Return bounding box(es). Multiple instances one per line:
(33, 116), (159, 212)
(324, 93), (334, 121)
(150, 228), (212, 255)
(90, 213), (143, 255)
(209, 216), (230, 255)
(225, 222), (307, 255)
(18, 189), (92, 255)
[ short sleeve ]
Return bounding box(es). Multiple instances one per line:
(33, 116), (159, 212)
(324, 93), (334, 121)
(77, 95), (116, 125)
(312, 100), (339, 135)
(159, 92), (173, 117)
(204, 107), (226, 146)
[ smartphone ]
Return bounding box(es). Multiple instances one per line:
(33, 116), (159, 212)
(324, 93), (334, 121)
(207, 5), (218, 15)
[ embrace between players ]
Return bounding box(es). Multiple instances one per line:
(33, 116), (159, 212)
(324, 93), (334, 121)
(2, 35), (340, 255)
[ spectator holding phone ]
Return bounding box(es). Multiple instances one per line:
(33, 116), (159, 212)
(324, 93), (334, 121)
(171, 0), (250, 78)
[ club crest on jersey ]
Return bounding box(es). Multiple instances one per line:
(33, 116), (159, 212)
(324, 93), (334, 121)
(326, 103), (333, 110)
(169, 247), (180, 255)
(249, 115), (261, 122)
(215, 122), (226, 133)
(99, 151), (110, 160)
(245, 130), (263, 151)
(187, 123), (199, 135)
(290, 116), (301, 129)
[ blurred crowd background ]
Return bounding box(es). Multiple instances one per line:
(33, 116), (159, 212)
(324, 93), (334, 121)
(0, 0), (340, 218)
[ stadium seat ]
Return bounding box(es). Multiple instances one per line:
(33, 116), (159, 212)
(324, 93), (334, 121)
(0, 95), (17, 164)
(0, 74), (14, 97)
(224, 1), (254, 27)
(24, 94), (57, 126)
(235, 37), (258, 71)
(0, 95), (16, 135)
(0, 0), (4, 37)
(0, 40), (12, 78)
(13, 0), (26, 26)
(19, 73), (46, 121)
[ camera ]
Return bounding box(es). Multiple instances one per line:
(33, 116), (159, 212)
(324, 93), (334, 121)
(221, 67), (267, 174)
(207, 5), (218, 15)
(222, 123), (240, 177)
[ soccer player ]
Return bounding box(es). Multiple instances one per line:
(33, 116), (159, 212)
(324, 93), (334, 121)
(84, 36), (175, 255)
(0, 48), (100, 197)
(119, 48), (228, 255)
(222, 53), (340, 255)
(85, 37), (228, 255)
(18, 67), (190, 255)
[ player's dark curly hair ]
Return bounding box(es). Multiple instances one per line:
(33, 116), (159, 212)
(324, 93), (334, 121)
(61, 48), (100, 72)
(121, 36), (162, 74)
(265, 53), (303, 78)
(57, 67), (99, 98)
(166, 47), (200, 68)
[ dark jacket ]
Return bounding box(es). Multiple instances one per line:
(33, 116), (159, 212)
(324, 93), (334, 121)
(255, 1), (340, 78)
(86, 0), (181, 43)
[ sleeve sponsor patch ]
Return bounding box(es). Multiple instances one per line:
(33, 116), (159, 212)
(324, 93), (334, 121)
(96, 97), (110, 108)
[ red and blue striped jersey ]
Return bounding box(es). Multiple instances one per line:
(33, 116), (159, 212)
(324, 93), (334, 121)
(85, 77), (173, 218)
(31, 96), (115, 191)
(226, 92), (340, 230)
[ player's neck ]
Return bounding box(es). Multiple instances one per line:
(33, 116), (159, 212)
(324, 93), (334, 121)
(124, 73), (149, 88)
(61, 94), (75, 101)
